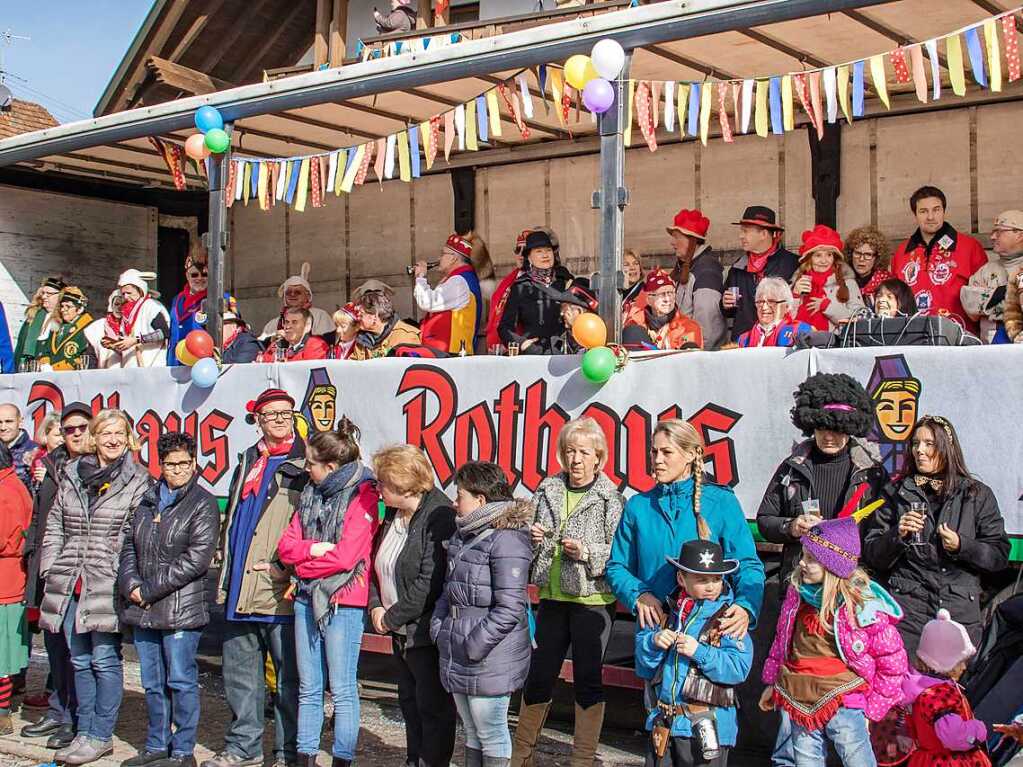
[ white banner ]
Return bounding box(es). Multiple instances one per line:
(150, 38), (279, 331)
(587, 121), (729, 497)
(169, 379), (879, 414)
(1, 347), (1020, 535)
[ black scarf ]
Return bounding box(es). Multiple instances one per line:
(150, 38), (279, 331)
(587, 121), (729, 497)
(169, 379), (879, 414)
(356, 315), (398, 350)
(528, 266), (555, 287)
(77, 453), (125, 508)
(646, 306), (676, 332)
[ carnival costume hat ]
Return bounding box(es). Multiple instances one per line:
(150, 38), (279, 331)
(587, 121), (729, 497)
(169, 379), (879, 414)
(917, 609), (977, 673)
(117, 269), (157, 295)
(58, 286), (88, 310)
(799, 225), (845, 260)
(803, 516), (861, 579)
(443, 233), (473, 261)
(42, 276), (67, 293)
(514, 229), (532, 255)
(223, 294), (245, 325)
(666, 208), (710, 241)
(667, 540), (738, 576)
(351, 279), (395, 301)
(278, 262), (313, 299)
(244, 388), (296, 424)
(732, 205), (784, 231)
(556, 278), (599, 311)
(791, 372), (873, 437)
(644, 269), (675, 294)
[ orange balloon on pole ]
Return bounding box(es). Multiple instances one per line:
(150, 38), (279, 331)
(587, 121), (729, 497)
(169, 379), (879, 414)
(185, 134), (211, 161)
(572, 312), (607, 349)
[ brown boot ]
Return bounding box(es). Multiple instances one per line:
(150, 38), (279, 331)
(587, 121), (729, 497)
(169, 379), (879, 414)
(570, 702), (605, 766)
(509, 700), (551, 767)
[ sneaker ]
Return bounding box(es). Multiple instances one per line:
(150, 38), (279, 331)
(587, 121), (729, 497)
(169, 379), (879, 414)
(54, 732), (88, 761)
(122, 750), (169, 767)
(22, 692), (51, 709)
(64, 737), (114, 765)
(198, 752), (263, 767)
(47, 723), (76, 750)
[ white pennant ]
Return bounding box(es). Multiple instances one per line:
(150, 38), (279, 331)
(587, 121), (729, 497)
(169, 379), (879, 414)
(925, 39), (941, 100)
(326, 151), (339, 193)
(516, 73), (534, 119)
(824, 67), (838, 123)
(455, 104), (466, 151)
(664, 80), (676, 132)
(741, 79), (754, 134)
(233, 161), (244, 200)
(384, 134), (396, 179)
(275, 160), (287, 201)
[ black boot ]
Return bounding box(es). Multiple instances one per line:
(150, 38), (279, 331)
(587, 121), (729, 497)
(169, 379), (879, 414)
(331, 759), (351, 767)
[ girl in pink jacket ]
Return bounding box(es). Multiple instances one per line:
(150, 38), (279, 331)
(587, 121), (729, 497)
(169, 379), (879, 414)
(759, 516), (908, 767)
(277, 419), (381, 767)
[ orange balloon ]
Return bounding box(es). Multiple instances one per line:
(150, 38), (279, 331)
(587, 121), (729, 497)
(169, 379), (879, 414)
(572, 312), (607, 349)
(185, 133), (211, 161)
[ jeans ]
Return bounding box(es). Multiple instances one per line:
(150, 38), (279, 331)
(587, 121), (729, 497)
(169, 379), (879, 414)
(63, 597), (123, 741)
(294, 599), (364, 759)
(791, 707), (876, 767)
(392, 638), (456, 767)
(772, 710), (795, 767)
(43, 628), (76, 726)
(222, 620), (299, 761)
(524, 600), (615, 708)
(134, 628), (202, 757)
(452, 693), (512, 758)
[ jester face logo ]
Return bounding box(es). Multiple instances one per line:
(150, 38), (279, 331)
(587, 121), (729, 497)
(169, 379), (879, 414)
(866, 354), (922, 475)
(308, 387), (336, 433)
(874, 388), (918, 441)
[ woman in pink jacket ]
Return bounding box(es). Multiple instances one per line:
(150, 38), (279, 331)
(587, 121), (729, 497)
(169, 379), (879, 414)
(759, 516), (908, 767)
(278, 419), (381, 767)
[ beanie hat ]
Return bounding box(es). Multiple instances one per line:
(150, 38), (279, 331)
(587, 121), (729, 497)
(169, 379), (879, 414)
(245, 389), (296, 424)
(799, 225), (845, 259)
(278, 263), (313, 299)
(917, 609), (977, 673)
(117, 269), (156, 295)
(644, 269), (675, 294)
(803, 517), (861, 579)
(444, 234), (473, 261)
(791, 373), (873, 437)
(336, 302), (362, 323)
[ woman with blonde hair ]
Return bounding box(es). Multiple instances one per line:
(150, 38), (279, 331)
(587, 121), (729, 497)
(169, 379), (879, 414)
(606, 420), (764, 638)
(14, 277), (65, 371)
(39, 409), (151, 765)
(511, 418), (625, 767)
(368, 445), (457, 767)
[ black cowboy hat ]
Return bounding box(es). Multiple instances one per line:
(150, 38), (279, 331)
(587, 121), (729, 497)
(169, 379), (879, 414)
(666, 540), (738, 576)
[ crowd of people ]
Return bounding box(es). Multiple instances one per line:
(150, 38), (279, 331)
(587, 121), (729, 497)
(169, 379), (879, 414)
(5, 183), (1023, 375)
(0, 362), (1014, 767)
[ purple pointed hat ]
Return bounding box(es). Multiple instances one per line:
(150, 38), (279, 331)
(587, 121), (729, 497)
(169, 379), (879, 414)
(803, 517), (861, 578)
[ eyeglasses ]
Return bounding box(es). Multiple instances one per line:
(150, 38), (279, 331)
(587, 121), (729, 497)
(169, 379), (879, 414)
(161, 460), (194, 472)
(259, 410), (294, 423)
(852, 249), (877, 259)
(187, 269), (208, 279)
(753, 299), (787, 307)
(62, 424), (89, 436)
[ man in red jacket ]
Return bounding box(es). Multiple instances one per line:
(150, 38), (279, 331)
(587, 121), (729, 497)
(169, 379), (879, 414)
(892, 185), (989, 332)
(258, 307), (328, 363)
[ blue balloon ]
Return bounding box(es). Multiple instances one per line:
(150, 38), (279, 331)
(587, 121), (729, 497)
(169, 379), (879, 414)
(190, 357), (220, 388)
(194, 105), (224, 134)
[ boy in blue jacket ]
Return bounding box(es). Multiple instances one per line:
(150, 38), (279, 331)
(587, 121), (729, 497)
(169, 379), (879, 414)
(635, 540), (754, 767)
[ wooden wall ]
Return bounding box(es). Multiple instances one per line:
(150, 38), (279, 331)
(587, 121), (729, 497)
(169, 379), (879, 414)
(0, 185), (157, 341)
(227, 101), (1023, 331)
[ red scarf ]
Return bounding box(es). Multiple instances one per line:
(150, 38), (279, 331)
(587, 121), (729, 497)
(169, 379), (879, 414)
(745, 319), (788, 347)
(746, 238), (781, 277)
(119, 295), (151, 336)
(104, 312), (121, 339)
(179, 286), (207, 316)
(795, 269), (833, 330)
(241, 437), (294, 500)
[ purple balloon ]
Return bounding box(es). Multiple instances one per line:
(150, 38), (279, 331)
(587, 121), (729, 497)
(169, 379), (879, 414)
(583, 78), (615, 114)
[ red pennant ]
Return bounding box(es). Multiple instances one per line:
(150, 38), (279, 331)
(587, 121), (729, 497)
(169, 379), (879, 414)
(148, 137), (187, 192)
(1004, 14), (1022, 82)
(889, 48), (912, 84)
(717, 83), (734, 143)
(793, 73), (814, 128)
(225, 158), (237, 209)
(428, 116), (442, 167)
(635, 80), (657, 151)
(310, 156), (323, 208)
(498, 82), (530, 140)
(355, 142), (374, 186)
(808, 71), (824, 139)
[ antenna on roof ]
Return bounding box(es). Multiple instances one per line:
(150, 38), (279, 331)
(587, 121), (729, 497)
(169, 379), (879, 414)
(0, 28), (31, 111)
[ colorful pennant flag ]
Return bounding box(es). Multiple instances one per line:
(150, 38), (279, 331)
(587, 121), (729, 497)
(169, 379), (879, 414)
(965, 27), (988, 87)
(869, 55), (890, 109)
(984, 19), (1002, 92)
(782, 74), (795, 130)
(687, 82), (700, 138)
(822, 68), (838, 124)
(754, 79), (768, 138)
(836, 66), (851, 124)
(466, 99), (479, 151)
(909, 45), (928, 103)
(741, 79), (754, 134)
(486, 89), (502, 137)
(636, 81), (657, 151)
(397, 131), (411, 182)
(889, 48), (912, 84)
(699, 82), (712, 145)
(717, 82), (733, 143)
(1003, 15), (1021, 82)
(947, 34), (967, 96)
(294, 158), (310, 212)
(409, 125), (421, 178)
(677, 81), (689, 137)
(853, 60), (866, 117)
(664, 80), (676, 132)
(768, 77), (783, 135)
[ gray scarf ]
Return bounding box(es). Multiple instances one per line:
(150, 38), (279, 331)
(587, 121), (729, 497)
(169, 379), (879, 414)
(456, 499), (513, 535)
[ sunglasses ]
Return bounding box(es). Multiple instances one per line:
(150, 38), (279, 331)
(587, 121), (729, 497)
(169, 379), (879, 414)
(62, 424), (89, 436)
(188, 269), (209, 279)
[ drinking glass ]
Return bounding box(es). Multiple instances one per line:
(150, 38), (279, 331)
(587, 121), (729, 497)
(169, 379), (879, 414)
(907, 501), (927, 547)
(507, 342), (520, 357)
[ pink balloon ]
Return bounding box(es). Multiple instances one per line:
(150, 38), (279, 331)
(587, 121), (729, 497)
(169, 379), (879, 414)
(185, 133), (211, 161)
(583, 78), (615, 114)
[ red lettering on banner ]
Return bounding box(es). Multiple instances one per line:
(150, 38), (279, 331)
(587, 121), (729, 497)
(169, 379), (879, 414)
(622, 407), (655, 492)
(136, 409), (163, 477)
(493, 382), (521, 486)
(27, 382), (64, 435)
(454, 403), (496, 467)
(199, 410), (233, 485)
(578, 403), (625, 488)
(520, 380), (570, 491)
(399, 365), (457, 485)
(689, 404), (742, 487)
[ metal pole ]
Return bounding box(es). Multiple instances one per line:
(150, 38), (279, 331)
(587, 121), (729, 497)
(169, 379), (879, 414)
(594, 52), (631, 344)
(205, 122), (232, 351)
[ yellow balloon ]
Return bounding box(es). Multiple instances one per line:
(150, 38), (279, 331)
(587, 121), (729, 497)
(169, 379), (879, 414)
(176, 339), (199, 366)
(564, 55), (598, 90)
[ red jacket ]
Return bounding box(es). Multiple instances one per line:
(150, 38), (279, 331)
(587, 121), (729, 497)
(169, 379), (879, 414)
(0, 467), (31, 605)
(486, 268), (521, 348)
(624, 306), (703, 350)
(277, 480), (381, 609)
(257, 335), (329, 363)
(892, 225), (988, 332)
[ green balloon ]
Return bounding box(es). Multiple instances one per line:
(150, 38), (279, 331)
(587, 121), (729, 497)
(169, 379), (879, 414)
(581, 346), (616, 383)
(204, 128), (230, 154)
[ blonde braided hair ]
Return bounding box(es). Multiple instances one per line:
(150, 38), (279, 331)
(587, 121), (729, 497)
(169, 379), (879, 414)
(653, 419), (710, 540)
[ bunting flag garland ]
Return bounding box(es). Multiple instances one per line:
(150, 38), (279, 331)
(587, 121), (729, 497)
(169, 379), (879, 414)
(869, 55), (890, 109)
(947, 33), (967, 96)
(516, 72), (534, 118)
(499, 82), (529, 139)
(225, 155), (237, 208)
(326, 151), (339, 193)
(664, 80), (676, 132)
(454, 103), (466, 150)
(965, 27), (988, 87)
(636, 80), (657, 151)
(294, 158), (310, 212)
(925, 39), (942, 99)
(889, 48), (912, 84)
(754, 79), (768, 138)
(374, 137), (386, 183)
(793, 73), (813, 130)
(717, 82), (733, 143)
(409, 125), (421, 178)
(769, 77), (783, 135)
(148, 137), (187, 191)
(259, 161), (271, 211)
(486, 89), (502, 137)
(624, 77), (635, 146)
(985, 19), (1002, 92)
(650, 80), (662, 129)
(676, 82), (689, 137)
(909, 45), (928, 103)
(853, 60), (866, 117)
(836, 66), (852, 123)
(741, 79), (753, 134)
(730, 81), (741, 133)
(782, 74), (795, 130)
(466, 99), (479, 151)
(428, 116), (441, 168)
(823, 68), (837, 124)
(699, 82), (712, 145)
(384, 134), (397, 179)
(397, 131), (411, 182)
(1002, 15), (1021, 81)
(355, 142), (373, 186)
(809, 71), (824, 137)
(475, 95), (488, 144)
(443, 111), (455, 161)
(687, 82), (700, 138)
(309, 156), (322, 209)
(340, 144), (363, 193)
(242, 162), (252, 206)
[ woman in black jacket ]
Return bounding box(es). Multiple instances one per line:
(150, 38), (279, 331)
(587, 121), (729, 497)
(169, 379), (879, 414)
(863, 415), (1010, 655)
(498, 230), (574, 355)
(369, 445), (457, 767)
(117, 432), (220, 767)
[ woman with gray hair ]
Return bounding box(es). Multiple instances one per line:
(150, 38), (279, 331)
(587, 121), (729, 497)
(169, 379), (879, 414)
(511, 418), (625, 767)
(736, 277), (812, 348)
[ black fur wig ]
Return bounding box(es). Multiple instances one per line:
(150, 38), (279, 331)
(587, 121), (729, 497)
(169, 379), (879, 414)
(790, 372), (873, 437)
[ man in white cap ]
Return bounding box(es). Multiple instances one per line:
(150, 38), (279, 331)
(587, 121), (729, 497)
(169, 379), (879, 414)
(109, 269), (171, 367)
(962, 210), (1023, 343)
(260, 263), (334, 341)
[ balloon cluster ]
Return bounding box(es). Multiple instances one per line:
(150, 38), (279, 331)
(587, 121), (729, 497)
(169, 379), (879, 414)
(570, 313), (628, 384)
(185, 105), (230, 161)
(176, 330), (220, 388)
(564, 39), (625, 115)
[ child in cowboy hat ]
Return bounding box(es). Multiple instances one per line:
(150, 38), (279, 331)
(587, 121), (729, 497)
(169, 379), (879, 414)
(635, 540), (753, 767)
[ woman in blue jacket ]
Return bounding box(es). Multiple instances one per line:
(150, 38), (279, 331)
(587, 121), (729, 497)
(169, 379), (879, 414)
(606, 419), (764, 637)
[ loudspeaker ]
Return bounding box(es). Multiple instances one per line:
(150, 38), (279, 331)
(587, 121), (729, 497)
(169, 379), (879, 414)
(451, 167), (475, 235)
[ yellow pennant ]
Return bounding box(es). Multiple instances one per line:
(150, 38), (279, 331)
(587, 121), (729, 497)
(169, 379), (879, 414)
(550, 69), (566, 129)
(985, 19), (1002, 92)
(283, 159), (293, 194)
(676, 82), (688, 137)
(781, 74), (795, 131)
(947, 34), (967, 96)
(625, 78), (636, 147)
(754, 79), (769, 137)
(869, 55), (890, 109)
(397, 130), (411, 182)
(294, 158), (310, 212)
(699, 82), (712, 145)
(466, 99), (479, 151)
(242, 162), (252, 206)
(339, 144), (364, 193)
(420, 121), (434, 171)
(486, 90), (502, 137)
(837, 65), (852, 124)
(257, 162), (269, 211)
(333, 150), (346, 195)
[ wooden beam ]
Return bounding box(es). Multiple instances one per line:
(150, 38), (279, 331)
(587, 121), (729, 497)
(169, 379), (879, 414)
(199, 0), (276, 74)
(275, 110), (379, 141)
(740, 28), (830, 69)
(115, 0), (190, 113)
(644, 43), (739, 81)
(842, 9), (949, 70)
(234, 124), (344, 152)
(969, 0), (1023, 33)
(329, 0), (348, 68)
(314, 0), (331, 68)
(435, 2), (449, 26)
(167, 0), (227, 63)
(233, 2), (307, 83)
(146, 56), (233, 96)
(65, 150), (203, 181)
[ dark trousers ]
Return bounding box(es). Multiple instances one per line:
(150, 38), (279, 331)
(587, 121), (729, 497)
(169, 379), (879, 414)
(392, 637), (456, 767)
(44, 628), (76, 726)
(523, 600), (615, 708)
(645, 737), (729, 767)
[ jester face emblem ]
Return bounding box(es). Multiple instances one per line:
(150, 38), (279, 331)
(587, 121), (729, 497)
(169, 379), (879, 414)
(308, 387), (337, 433)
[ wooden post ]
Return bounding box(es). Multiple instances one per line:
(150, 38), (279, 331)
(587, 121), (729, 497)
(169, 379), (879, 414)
(435, 2), (449, 26)
(329, 0), (348, 67)
(417, 0), (432, 29)
(314, 0), (330, 68)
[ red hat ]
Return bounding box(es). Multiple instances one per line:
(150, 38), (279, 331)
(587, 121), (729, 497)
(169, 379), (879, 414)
(644, 269), (676, 294)
(246, 388), (295, 417)
(337, 302), (362, 323)
(666, 209), (710, 241)
(514, 229), (532, 255)
(444, 234), (473, 261)
(799, 225), (845, 259)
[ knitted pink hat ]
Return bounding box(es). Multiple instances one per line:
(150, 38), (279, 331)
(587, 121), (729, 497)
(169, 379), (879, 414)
(917, 609), (976, 673)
